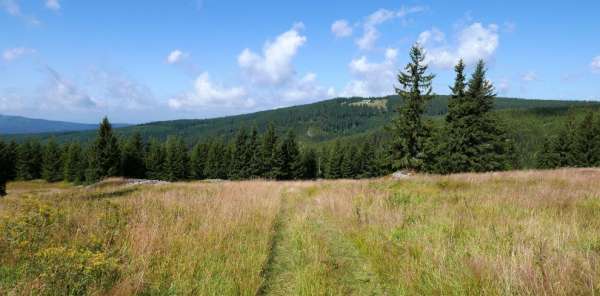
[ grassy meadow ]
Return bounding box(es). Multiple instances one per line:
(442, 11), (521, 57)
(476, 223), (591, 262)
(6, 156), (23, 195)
(1, 169), (599, 295)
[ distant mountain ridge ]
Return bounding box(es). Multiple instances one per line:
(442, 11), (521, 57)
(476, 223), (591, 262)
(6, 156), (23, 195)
(0, 114), (130, 134)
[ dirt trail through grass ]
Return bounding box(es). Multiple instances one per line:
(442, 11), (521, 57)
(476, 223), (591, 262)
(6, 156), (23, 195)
(257, 184), (384, 296)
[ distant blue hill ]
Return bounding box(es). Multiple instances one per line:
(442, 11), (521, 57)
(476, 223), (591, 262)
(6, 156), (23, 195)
(0, 114), (129, 134)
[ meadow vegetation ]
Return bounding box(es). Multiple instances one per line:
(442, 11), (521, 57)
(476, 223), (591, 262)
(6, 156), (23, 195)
(1, 168), (599, 295)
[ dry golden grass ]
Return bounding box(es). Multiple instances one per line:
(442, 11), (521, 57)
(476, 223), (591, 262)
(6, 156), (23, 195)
(1, 169), (599, 295)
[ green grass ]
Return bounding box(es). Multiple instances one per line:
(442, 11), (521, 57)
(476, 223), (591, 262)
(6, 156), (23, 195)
(1, 170), (600, 295)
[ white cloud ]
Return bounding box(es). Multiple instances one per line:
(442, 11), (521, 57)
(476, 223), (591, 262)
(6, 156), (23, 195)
(2, 47), (36, 61)
(280, 73), (335, 102)
(521, 71), (537, 82)
(166, 49), (188, 64)
(420, 22), (499, 69)
(1, 0), (40, 25)
(89, 69), (155, 110)
(331, 20), (353, 38)
(356, 6), (425, 50)
(591, 56), (600, 73)
(168, 72), (250, 109)
(45, 0), (60, 11)
(41, 66), (96, 109)
(341, 48), (398, 97)
(238, 23), (306, 85)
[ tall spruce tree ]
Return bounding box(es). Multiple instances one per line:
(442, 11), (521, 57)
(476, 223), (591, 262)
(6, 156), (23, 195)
(327, 141), (343, 179)
(145, 138), (166, 180)
(87, 117), (121, 182)
(164, 136), (189, 181)
(247, 127), (262, 178)
(260, 123), (278, 179)
(42, 138), (63, 182)
(121, 132), (146, 178)
(5, 141), (17, 181)
(190, 141), (209, 180)
(272, 130), (301, 180)
(574, 112), (599, 167)
(358, 140), (377, 178)
(0, 140), (9, 196)
(63, 142), (86, 183)
(389, 45), (435, 171)
(230, 128), (249, 180)
(433, 60), (512, 173)
(300, 148), (318, 180)
(16, 139), (43, 180)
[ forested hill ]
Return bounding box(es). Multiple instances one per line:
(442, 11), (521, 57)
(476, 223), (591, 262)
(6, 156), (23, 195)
(3, 95), (599, 146)
(0, 114), (129, 134)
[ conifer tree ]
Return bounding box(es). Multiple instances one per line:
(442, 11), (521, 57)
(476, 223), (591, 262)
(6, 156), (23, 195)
(164, 136), (189, 181)
(574, 112), (599, 167)
(16, 139), (43, 180)
(358, 140), (376, 178)
(5, 141), (17, 181)
(340, 146), (356, 178)
(190, 141), (209, 180)
(230, 128), (249, 180)
(121, 132), (146, 178)
(0, 140), (9, 196)
(327, 141), (343, 179)
(63, 142), (86, 183)
(272, 130), (301, 180)
(87, 117), (121, 182)
(260, 123), (278, 179)
(145, 138), (166, 180)
(300, 148), (318, 179)
(42, 138), (63, 182)
(247, 127), (262, 178)
(389, 45), (435, 171)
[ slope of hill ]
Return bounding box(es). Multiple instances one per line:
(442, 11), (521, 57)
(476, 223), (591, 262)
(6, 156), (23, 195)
(4, 96), (597, 144)
(0, 114), (129, 134)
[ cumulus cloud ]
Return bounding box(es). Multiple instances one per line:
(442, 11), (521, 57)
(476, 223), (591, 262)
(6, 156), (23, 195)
(419, 22), (499, 69)
(591, 56), (600, 73)
(331, 20), (353, 38)
(168, 72), (250, 109)
(238, 23), (306, 85)
(2, 47), (36, 61)
(341, 48), (398, 97)
(41, 66), (96, 109)
(166, 49), (188, 64)
(45, 0), (60, 11)
(1, 0), (40, 25)
(356, 6), (425, 50)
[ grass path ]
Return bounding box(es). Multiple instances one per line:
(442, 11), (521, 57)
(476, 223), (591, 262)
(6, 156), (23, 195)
(257, 184), (385, 296)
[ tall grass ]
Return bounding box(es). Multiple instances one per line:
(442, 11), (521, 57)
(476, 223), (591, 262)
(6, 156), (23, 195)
(1, 169), (599, 295)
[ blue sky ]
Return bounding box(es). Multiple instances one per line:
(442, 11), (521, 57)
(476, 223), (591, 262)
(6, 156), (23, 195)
(1, 0), (599, 123)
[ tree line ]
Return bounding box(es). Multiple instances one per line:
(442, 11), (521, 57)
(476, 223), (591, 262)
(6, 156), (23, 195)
(1, 44), (599, 195)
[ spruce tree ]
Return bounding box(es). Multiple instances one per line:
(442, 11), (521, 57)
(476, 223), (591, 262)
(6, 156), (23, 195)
(190, 141), (209, 180)
(87, 117), (121, 182)
(574, 112), (599, 167)
(0, 140), (9, 196)
(300, 148), (318, 180)
(327, 141), (343, 179)
(230, 128), (249, 180)
(389, 45), (435, 171)
(340, 146), (356, 178)
(164, 136), (189, 181)
(272, 130), (301, 180)
(145, 138), (166, 180)
(121, 132), (146, 178)
(5, 141), (17, 181)
(16, 139), (43, 180)
(63, 142), (86, 183)
(358, 140), (376, 178)
(260, 123), (278, 179)
(42, 138), (63, 182)
(247, 127), (262, 178)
